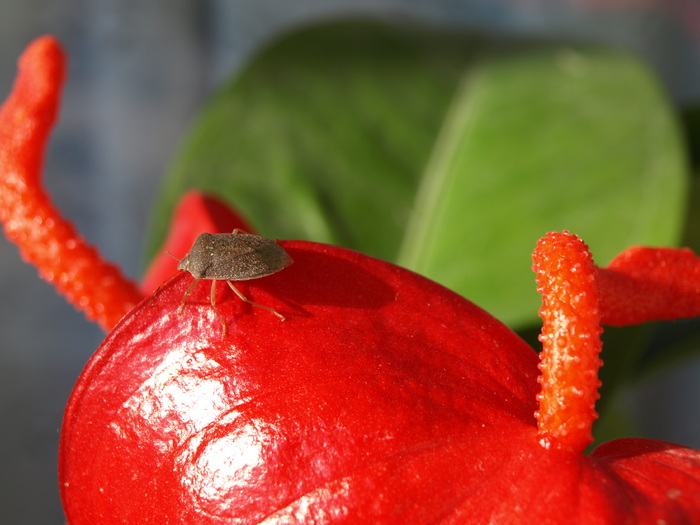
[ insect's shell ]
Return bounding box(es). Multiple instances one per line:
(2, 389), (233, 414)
(178, 233), (293, 281)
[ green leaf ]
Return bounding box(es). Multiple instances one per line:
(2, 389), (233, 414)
(147, 21), (484, 263)
(148, 20), (687, 329)
(398, 48), (687, 326)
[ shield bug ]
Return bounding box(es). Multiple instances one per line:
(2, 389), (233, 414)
(176, 230), (292, 336)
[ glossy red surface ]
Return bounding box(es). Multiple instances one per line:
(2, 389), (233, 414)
(60, 240), (700, 524)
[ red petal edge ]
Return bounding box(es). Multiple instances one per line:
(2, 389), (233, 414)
(599, 246), (700, 326)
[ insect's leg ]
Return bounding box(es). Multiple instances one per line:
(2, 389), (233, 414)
(178, 278), (200, 315)
(210, 280), (227, 338)
(149, 270), (180, 304)
(226, 281), (285, 320)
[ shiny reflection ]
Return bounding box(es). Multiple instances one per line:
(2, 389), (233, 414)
(259, 478), (352, 523)
(113, 345), (235, 450)
(188, 421), (267, 496)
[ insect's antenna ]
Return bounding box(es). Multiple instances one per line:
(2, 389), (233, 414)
(166, 250), (182, 262)
(226, 281), (286, 320)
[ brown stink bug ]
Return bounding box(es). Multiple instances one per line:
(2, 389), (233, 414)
(176, 230), (293, 336)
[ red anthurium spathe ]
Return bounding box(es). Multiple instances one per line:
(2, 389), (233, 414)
(59, 236), (700, 523)
(598, 245), (700, 326)
(4, 37), (700, 524)
(60, 241), (539, 523)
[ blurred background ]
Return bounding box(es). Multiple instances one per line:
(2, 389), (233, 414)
(2, 1), (700, 523)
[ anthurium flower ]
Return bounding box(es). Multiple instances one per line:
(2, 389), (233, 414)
(3, 37), (700, 524)
(57, 231), (700, 524)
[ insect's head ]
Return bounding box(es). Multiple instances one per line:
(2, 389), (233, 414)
(176, 254), (190, 272)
